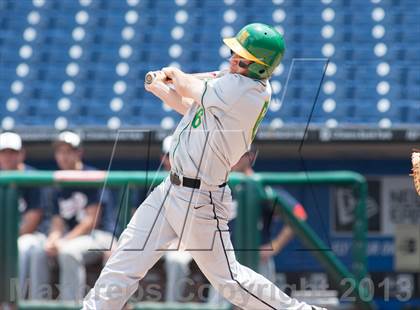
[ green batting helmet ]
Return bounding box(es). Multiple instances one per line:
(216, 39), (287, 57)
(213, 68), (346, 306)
(223, 23), (285, 80)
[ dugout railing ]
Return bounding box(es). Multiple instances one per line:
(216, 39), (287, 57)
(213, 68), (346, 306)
(0, 170), (374, 309)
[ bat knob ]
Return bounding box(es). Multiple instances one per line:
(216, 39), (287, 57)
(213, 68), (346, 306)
(145, 72), (155, 84)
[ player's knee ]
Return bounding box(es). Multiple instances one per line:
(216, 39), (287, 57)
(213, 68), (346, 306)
(58, 249), (82, 266)
(18, 234), (37, 251)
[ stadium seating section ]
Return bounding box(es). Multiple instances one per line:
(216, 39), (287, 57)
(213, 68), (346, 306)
(0, 0), (419, 130)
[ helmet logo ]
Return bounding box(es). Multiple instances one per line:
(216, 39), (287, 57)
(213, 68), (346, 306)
(238, 30), (250, 44)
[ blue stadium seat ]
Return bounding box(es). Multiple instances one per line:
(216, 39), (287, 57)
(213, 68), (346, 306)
(0, 0), (418, 129)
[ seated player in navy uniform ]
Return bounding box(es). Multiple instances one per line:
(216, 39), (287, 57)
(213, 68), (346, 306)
(30, 131), (115, 301)
(0, 132), (46, 298)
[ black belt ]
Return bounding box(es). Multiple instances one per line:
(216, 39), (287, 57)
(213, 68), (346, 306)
(170, 172), (226, 189)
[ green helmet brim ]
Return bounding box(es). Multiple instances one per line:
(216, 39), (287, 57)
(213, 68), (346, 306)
(223, 37), (269, 66)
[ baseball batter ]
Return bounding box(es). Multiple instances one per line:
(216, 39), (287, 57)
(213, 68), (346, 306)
(83, 23), (325, 310)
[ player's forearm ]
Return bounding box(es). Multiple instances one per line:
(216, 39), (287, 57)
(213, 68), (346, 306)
(147, 81), (191, 115)
(47, 216), (65, 240)
(163, 68), (205, 104)
(64, 220), (93, 240)
(272, 225), (294, 253)
(174, 73), (205, 103)
(19, 210), (42, 236)
(64, 205), (99, 240)
(20, 222), (38, 236)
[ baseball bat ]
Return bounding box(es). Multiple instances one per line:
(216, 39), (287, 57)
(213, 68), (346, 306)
(145, 70), (226, 84)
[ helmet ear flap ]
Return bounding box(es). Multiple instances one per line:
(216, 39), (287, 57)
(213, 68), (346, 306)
(247, 63), (269, 79)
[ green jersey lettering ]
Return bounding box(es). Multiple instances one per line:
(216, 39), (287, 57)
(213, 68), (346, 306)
(251, 100), (269, 140)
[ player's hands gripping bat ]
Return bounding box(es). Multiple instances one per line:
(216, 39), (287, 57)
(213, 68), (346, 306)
(145, 71), (170, 84)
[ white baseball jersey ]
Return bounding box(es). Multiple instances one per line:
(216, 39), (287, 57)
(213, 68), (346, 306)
(169, 73), (271, 186)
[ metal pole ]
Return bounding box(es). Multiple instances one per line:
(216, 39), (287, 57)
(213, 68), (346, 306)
(7, 186), (19, 304)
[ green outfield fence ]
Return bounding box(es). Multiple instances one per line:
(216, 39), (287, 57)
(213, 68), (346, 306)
(0, 170), (374, 309)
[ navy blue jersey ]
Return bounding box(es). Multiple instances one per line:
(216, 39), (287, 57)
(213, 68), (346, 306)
(14, 165), (49, 234)
(51, 165), (113, 233)
(0, 164), (47, 234)
(17, 165), (42, 216)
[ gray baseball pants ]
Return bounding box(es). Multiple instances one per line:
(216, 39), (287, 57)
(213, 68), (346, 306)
(83, 177), (316, 309)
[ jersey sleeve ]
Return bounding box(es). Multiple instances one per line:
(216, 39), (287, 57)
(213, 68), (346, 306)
(49, 187), (60, 216)
(85, 188), (101, 207)
(20, 186), (42, 212)
(201, 73), (245, 112)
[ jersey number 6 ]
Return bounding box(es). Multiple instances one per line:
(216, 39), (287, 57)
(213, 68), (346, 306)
(192, 107), (204, 128)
